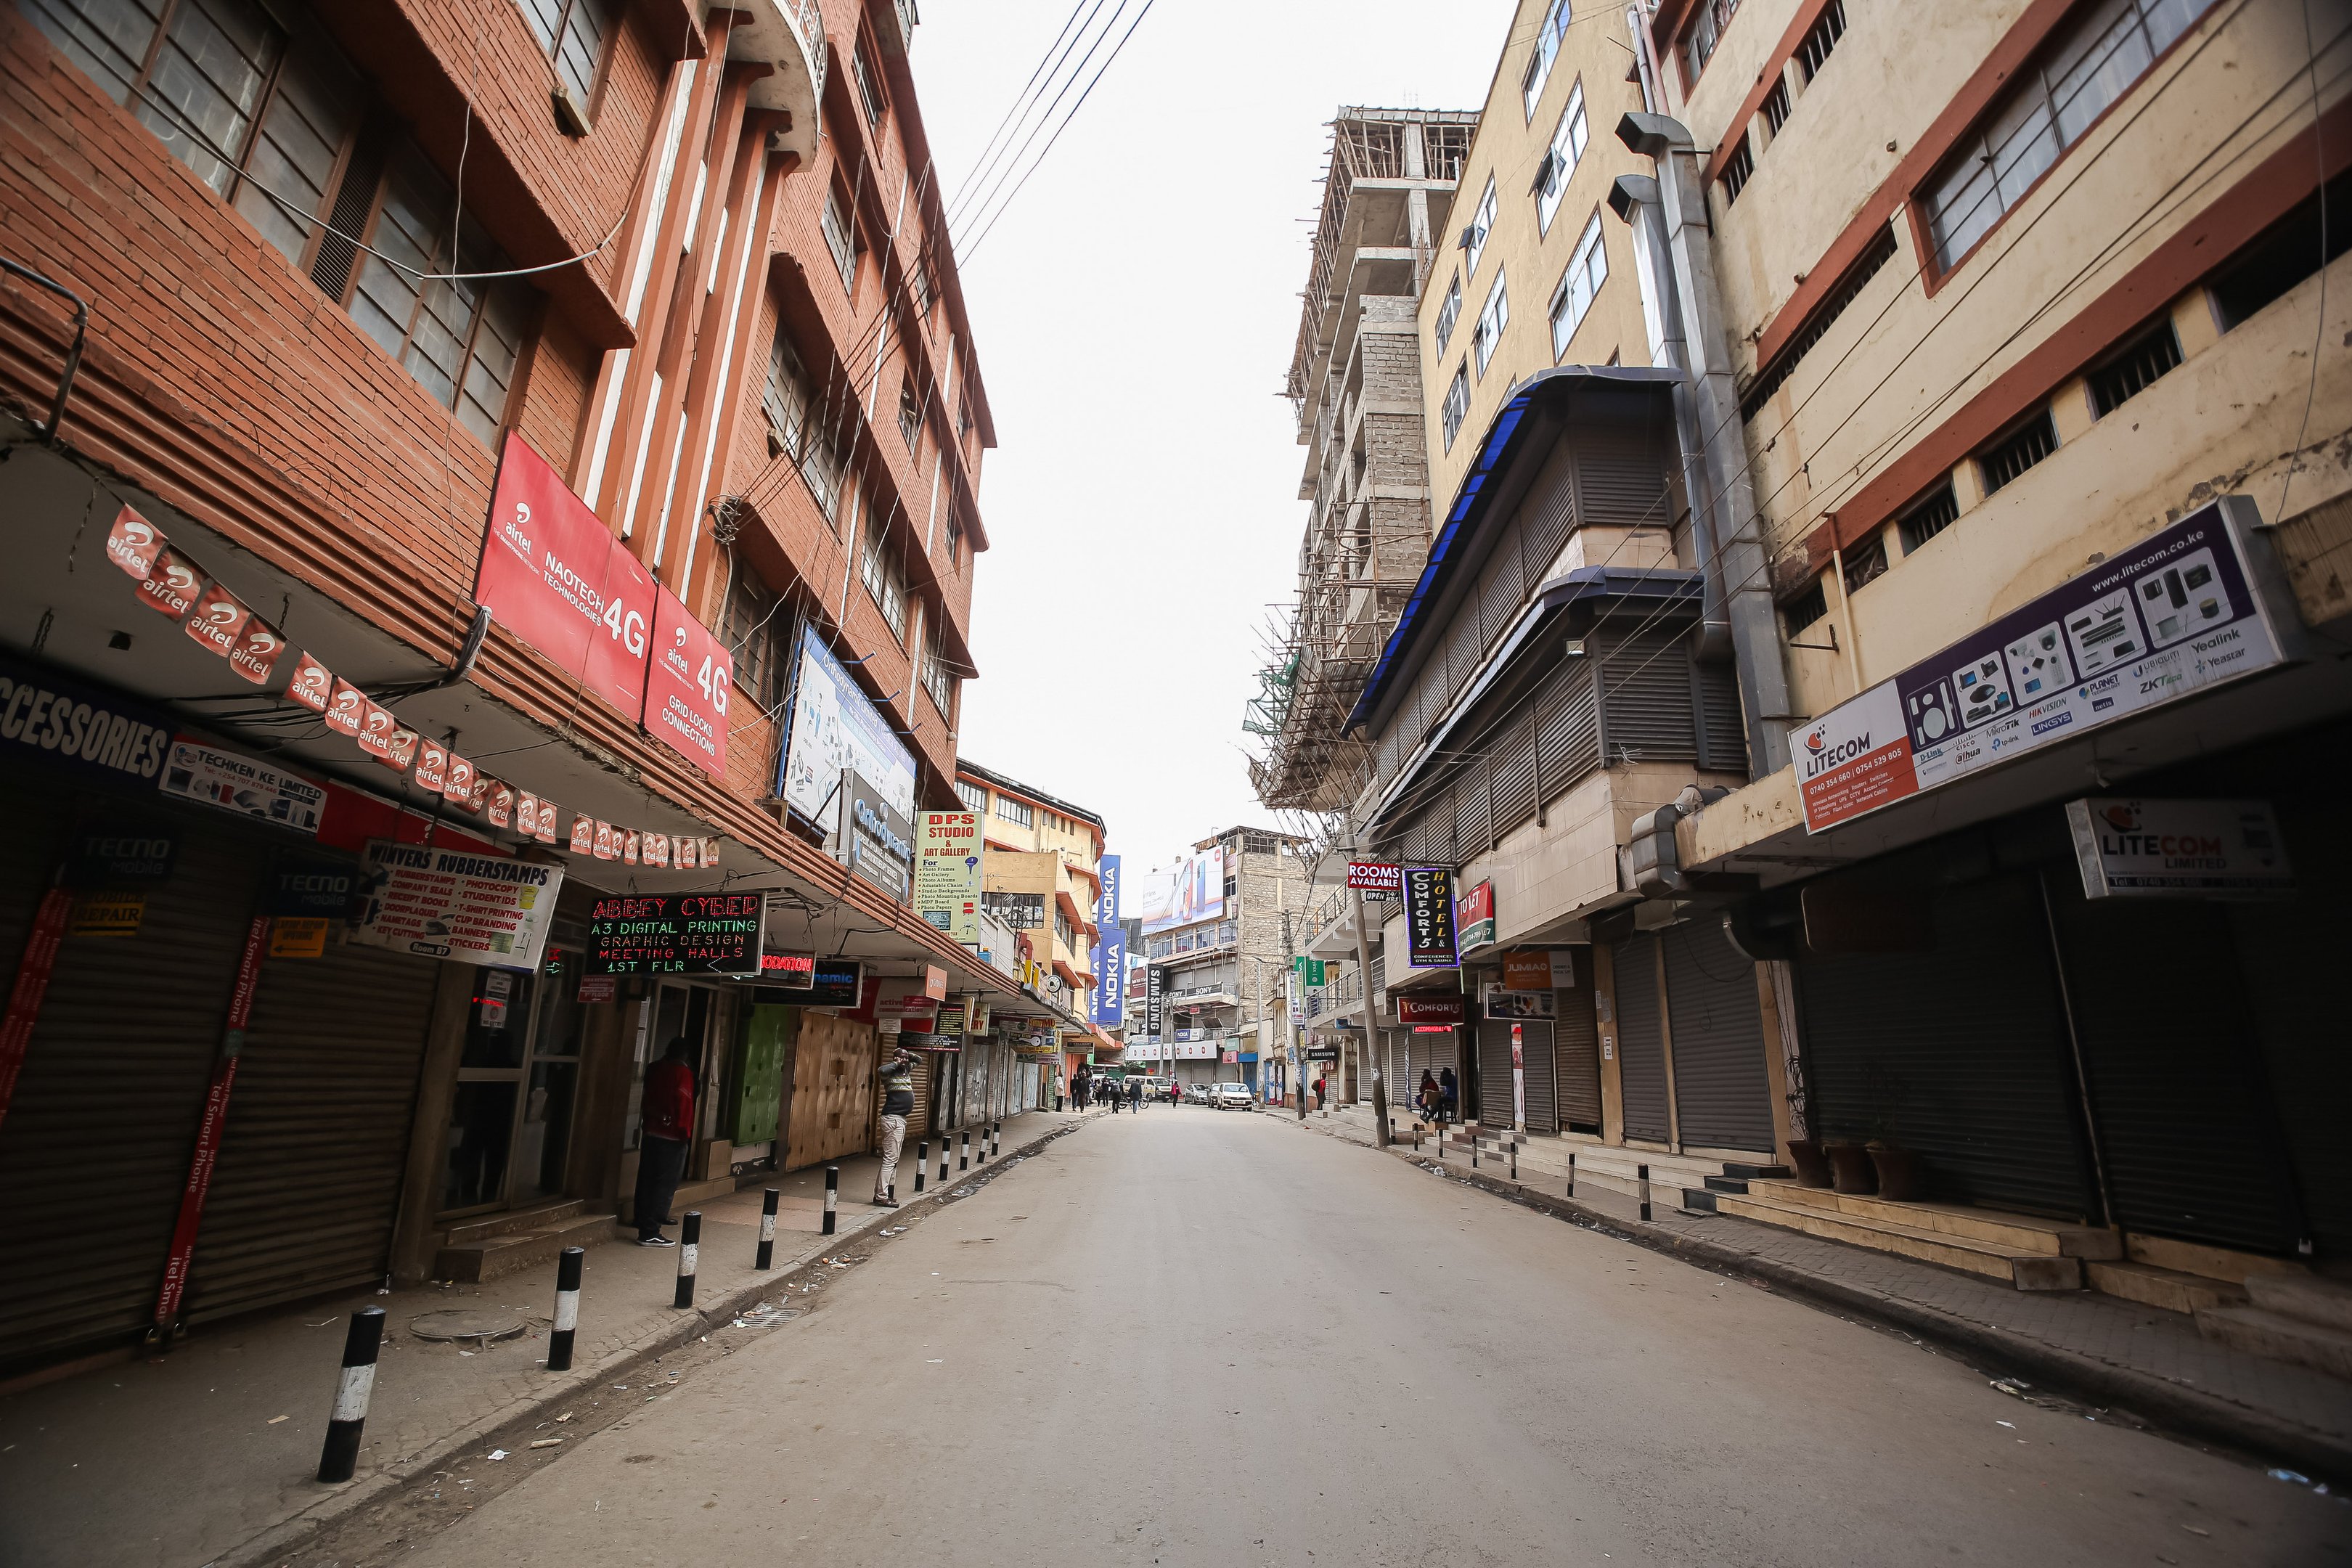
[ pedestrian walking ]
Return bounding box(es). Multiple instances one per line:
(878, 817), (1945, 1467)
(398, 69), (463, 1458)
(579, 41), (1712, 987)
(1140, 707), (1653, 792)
(1127, 1077), (1143, 1112)
(873, 1046), (915, 1206)
(1418, 1069), (1440, 1124)
(1312, 1074), (1326, 1112)
(1073, 1074), (1091, 1110)
(633, 1037), (695, 1246)
(1106, 1078), (1121, 1113)
(1167, 1079), (1180, 1108)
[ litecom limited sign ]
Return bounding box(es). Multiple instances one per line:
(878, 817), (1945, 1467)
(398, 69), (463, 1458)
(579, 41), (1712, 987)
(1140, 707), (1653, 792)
(2065, 797), (2294, 899)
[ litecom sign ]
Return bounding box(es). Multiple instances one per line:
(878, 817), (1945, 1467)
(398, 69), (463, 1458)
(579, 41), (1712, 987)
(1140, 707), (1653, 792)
(2065, 797), (2294, 899)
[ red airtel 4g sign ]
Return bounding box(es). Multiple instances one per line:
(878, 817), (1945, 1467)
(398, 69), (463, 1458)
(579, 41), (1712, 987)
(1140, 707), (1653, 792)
(474, 433), (728, 777)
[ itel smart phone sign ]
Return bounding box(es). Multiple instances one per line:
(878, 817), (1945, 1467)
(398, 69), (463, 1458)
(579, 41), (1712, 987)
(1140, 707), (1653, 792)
(473, 431), (656, 716)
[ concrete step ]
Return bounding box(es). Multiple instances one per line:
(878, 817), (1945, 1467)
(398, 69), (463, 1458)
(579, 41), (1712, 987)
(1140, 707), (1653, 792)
(1744, 1180), (2120, 1259)
(2086, 1260), (2248, 1315)
(433, 1210), (613, 1283)
(2247, 1273), (2352, 1334)
(614, 1174), (737, 1227)
(2196, 1304), (2352, 1381)
(1681, 1188), (1720, 1214)
(441, 1198), (585, 1248)
(1713, 1190), (2083, 1291)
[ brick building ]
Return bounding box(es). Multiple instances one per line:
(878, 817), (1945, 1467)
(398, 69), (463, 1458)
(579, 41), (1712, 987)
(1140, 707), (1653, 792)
(0, 0), (1040, 1377)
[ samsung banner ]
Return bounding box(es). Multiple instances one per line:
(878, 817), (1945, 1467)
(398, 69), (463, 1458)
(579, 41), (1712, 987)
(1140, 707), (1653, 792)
(779, 624), (917, 829)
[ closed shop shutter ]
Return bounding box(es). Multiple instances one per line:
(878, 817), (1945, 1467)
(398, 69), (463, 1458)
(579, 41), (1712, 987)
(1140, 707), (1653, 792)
(1661, 920), (1776, 1153)
(1796, 872), (2095, 1220)
(1555, 982), (1602, 1132)
(1476, 1018), (1514, 1127)
(1519, 1019), (1557, 1135)
(184, 938), (440, 1322)
(1613, 936), (1670, 1143)
(2044, 873), (2303, 1254)
(1408, 1026), (1460, 1108)
(0, 799), (256, 1372)
(785, 1013), (877, 1169)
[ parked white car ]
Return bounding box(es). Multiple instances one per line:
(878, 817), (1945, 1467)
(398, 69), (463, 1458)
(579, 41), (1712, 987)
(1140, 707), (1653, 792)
(1210, 1082), (1255, 1111)
(1185, 1082), (1212, 1105)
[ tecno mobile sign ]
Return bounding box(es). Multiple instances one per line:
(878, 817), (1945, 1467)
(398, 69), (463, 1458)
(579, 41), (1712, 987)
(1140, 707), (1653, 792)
(1799, 499), (2288, 834)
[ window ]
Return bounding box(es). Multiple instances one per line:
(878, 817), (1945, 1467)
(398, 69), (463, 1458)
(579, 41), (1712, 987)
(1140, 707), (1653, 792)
(1222, 874), (1238, 900)
(1549, 213), (1607, 359)
(1471, 271), (1509, 377)
(822, 184), (859, 291)
(852, 37), (886, 125)
(2209, 169), (2351, 330)
(955, 779), (987, 813)
(1895, 481), (1960, 553)
(921, 621), (957, 719)
(1794, 0), (1846, 82)
(1433, 271), (1463, 352)
(719, 553), (788, 709)
(898, 378), (923, 450)
(1463, 176), (1496, 277)
(944, 512), (965, 568)
(1521, 0), (1572, 119)
(859, 517), (907, 642)
(1977, 409), (2059, 494)
(1680, 0), (1740, 85)
(1842, 534), (1887, 594)
(996, 795), (1034, 828)
(763, 332), (842, 518)
(1440, 364), (1471, 451)
(1719, 135), (1754, 205)
(515, 0), (618, 118)
(1738, 223), (1898, 421)
(1922, 0), (2217, 273)
(2086, 321), (2182, 416)
(1761, 77), (1791, 136)
(1535, 81), (1588, 234)
(1782, 577), (1830, 634)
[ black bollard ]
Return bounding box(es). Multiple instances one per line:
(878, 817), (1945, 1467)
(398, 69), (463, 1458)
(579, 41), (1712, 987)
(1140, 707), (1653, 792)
(1509, 1140), (1518, 1183)
(316, 1307), (385, 1483)
(548, 1247), (584, 1371)
(1567, 1149), (1576, 1197)
(756, 1189), (779, 1270)
(938, 1138), (950, 1185)
(1638, 1163), (1652, 1222)
(822, 1166), (838, 1235)
(992, 1122), (1001, 1158)
(959, 1130), (969, 1172)
(674, 1211), (701, 1307)
(915, 1140), (928, 1194)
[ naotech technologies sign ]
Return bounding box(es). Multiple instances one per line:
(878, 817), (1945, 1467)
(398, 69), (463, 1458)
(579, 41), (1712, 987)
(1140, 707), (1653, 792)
(1800, 499), (2290, 834)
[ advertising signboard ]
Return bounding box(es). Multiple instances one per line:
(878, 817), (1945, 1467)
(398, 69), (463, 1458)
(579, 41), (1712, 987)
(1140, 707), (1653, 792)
(1346, 860), (1402, 897)
(1482, 983), (1556, 1021)
(915, 809), (983, 939)
(1800, 499), (2290, 834)
(473, 431), (656, 716)
(62, 823), (177, 887)
(1402, 865), (1458, 968)
(0, 653), (173, 791)
(1503, 949), (1577, 990)
(804, 957), (863, 1006)
(585, 891), (764, 976)
(2064, 796), (2294, 899)
(843, 769), (915, 902)
(1396, 994), (1464, 1024)
(1090, 926), (1126, 1026)
(779, 624), (917, 828)
(1456, 879), (1495, 951)
(642, 581), (731, 777)
(1137, 846), (1226, 935)
(160, 738), (325, 835)
(1146, 963), (1169, 1037)
(352, 841), (561, 968)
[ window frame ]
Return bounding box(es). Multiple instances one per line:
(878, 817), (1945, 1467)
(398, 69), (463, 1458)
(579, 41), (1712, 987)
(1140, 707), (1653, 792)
(996, 795), (1034, 829)
(821, 182), (860, 293)
(955, 779), (987, 814)
(1521, 0), (1572, 121)
(515, 0), (620, 125)
(1535, 79), (1588, 235)
(1471, 269), (1510, 378)
(859, 516), (909, 643)
(1548, 211), (1609, 360)
(1464, 175), (1497, 279)
(1433, 270), (1463, 353)
(1440, 363), (1471, 452)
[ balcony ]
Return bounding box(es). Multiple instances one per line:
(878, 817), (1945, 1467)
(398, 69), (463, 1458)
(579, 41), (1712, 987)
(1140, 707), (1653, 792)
(1144, 920), (1239, 961)
(736, 0), (828, 161)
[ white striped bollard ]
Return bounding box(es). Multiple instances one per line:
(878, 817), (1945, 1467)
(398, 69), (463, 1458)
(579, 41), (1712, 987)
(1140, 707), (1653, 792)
(937, 1138), (950, 1185)
(1471, 1134), (1479, 1171)
(915, 1140), (928, 1194)
(547, 1246), (584, 1371)
(756, 1189), (778, 1270)
(1567, 1150), (1576, 1197)
(1638, 1164), (1652, 1222)
(959, 1131), (969, 1172)
(316, 1307), (385, 1483)
(674, 1211), (701, 1308)
(822, 1166), (838, 1235)
(991, 1122), (1001, 1159)
(1509, 1140), (1518, 1182)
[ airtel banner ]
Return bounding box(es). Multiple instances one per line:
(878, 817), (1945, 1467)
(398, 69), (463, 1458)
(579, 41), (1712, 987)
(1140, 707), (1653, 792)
(643, 582), (731, 777)
(474, 432), (656, 715)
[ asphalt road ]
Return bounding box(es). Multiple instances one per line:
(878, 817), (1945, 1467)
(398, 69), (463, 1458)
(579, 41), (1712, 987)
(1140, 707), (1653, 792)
(383, 1107), (2348, 1567)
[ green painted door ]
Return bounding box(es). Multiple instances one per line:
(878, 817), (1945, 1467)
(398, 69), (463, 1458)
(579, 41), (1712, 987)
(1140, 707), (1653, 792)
(732, 1005), (793, 1146)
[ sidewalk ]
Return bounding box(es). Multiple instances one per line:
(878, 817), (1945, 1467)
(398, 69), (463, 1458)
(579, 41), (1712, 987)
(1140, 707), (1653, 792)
(1278, 1104), (2352, 1480)
(0, 1108), (1095, 1568)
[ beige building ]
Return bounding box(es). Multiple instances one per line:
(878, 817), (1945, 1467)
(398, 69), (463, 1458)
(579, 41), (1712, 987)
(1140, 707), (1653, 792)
(955, 760), (1110, 1087)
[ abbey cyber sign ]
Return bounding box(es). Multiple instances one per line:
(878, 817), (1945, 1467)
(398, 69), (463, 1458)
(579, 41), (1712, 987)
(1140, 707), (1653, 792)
(1799, 499), (2290, 833)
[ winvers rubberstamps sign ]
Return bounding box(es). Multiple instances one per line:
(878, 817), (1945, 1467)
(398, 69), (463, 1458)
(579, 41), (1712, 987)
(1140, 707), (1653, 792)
(354, 841), (561, 968)
(587, 892), (764, 976)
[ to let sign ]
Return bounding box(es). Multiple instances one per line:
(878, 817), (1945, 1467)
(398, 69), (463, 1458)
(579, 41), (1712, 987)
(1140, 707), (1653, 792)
(474, 431), (656, 716)
(587, 892), (764, 976)
(642, 581), (730, 777)
(1402, 865), (1458, 968)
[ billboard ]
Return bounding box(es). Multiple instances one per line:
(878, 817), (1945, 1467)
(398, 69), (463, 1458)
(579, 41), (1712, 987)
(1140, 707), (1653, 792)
(1089, 854), (1123, 1026)
(1402, 865), (1459, 968)
(779, 623), (916, 828)
(915, 810), (983, 940)
(843, 769), (914, 903)
(1137, 845), (1226, 935)
(642, 581), (731, 777)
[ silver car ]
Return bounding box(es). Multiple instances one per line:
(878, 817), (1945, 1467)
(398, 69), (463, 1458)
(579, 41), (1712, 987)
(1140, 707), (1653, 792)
(1210, 1082), (1255, 1111)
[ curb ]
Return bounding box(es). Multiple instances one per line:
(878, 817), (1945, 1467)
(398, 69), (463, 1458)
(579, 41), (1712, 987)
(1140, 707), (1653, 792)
(1280, 1112), (2352, 1483)
(214, 1116), (1094, 1568)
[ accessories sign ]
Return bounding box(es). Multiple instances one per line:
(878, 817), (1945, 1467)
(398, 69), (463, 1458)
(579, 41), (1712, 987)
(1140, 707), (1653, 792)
(474, 431), (657, 716)
(1801, 499), (2290, 833)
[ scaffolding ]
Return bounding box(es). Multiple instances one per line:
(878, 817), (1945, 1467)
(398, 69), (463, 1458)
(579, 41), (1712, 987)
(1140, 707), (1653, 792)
(1251, 107), (1475, 814)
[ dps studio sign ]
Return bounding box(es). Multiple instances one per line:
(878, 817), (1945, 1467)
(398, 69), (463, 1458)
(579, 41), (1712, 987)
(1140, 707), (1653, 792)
(587, 892), (764, 976)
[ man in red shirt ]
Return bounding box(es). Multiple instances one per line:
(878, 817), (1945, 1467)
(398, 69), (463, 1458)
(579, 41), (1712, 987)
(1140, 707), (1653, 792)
(634, 1037), (696, 1246)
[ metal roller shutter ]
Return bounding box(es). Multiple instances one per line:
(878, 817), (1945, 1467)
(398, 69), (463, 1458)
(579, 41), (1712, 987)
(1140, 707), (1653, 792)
(1796, 872), (2095, 1220)
(1661, 920), (1776, 1153)
(2043, 872), (2303, 1253)
(1519, 1019), (1557, 1135)
(0, 804), (256, 1372)
(184, 938), (440, 1322)
(1556, 982), (1602, 1132)
(1613, 936), (1670, 1143)
(1476, 1018), (1514, 1127)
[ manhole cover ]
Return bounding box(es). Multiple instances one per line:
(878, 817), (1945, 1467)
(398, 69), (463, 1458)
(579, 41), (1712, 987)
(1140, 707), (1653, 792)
(409, 1307), (526, 1344)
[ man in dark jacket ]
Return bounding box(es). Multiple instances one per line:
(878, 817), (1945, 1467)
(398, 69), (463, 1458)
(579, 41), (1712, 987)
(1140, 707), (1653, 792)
(634, 1037), (695, 1246)
(875, 1046), (915, 1206)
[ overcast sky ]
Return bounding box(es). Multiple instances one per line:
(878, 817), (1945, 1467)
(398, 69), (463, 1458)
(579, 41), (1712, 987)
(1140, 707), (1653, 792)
(908, 0), (1516, 881)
